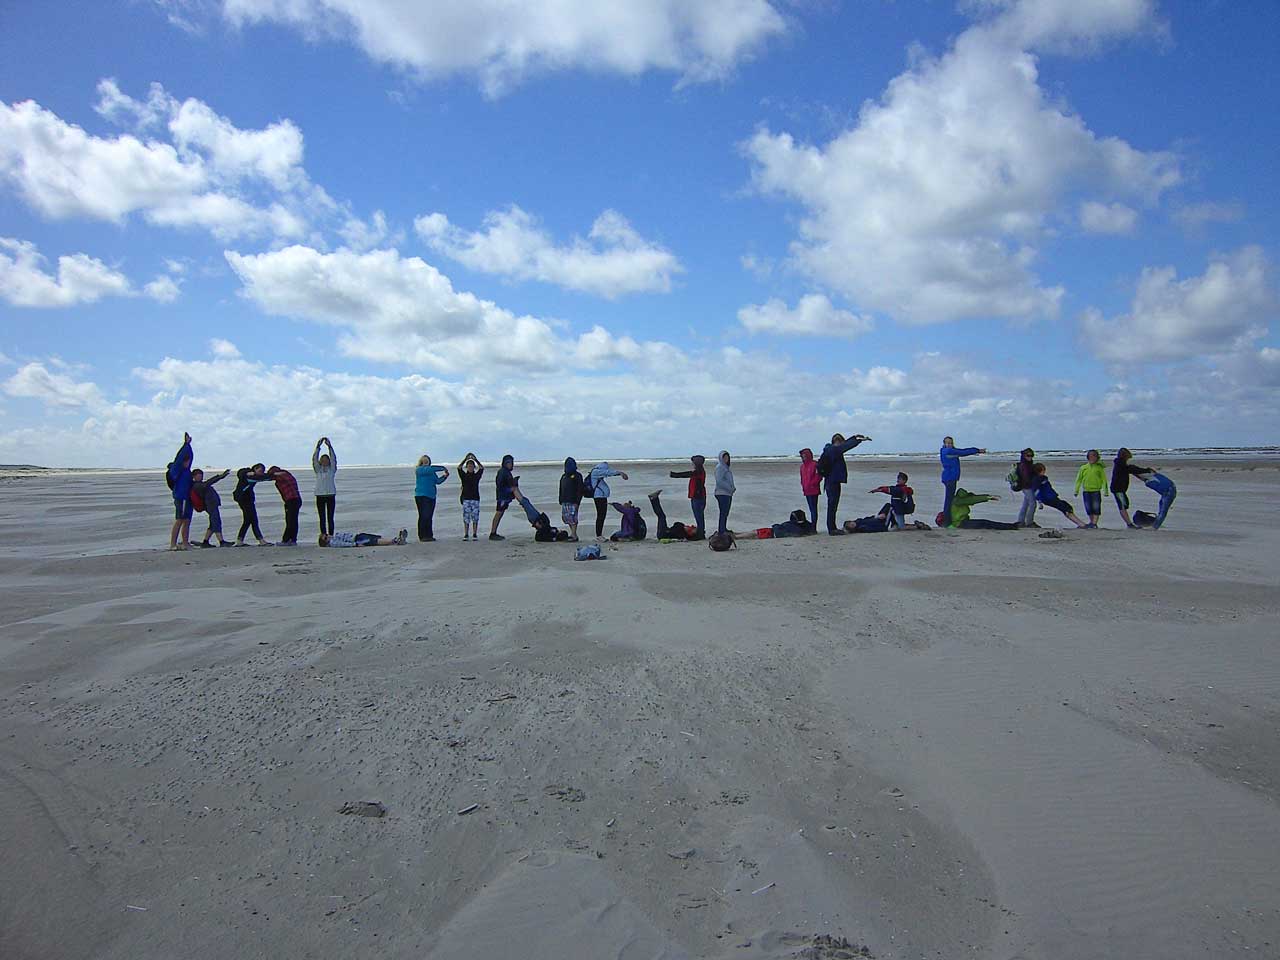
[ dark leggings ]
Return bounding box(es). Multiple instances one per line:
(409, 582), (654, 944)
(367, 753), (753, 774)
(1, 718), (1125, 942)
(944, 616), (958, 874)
(805, 494), (819, 527)
(237, 502), (264, 541)
(825, 485), (841, 533)
(594, 497), (609, 537)
(715, 494), (732, 535)
(959, 518), (1020, 531)
(415, 495), (437, 540)
(316, 495), (336, 535)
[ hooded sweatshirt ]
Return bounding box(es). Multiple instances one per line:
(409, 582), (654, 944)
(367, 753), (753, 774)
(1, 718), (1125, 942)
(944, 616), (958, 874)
(611, 502), (643, 539)
(1073, 461), (1108, 495)
(495, 456), (517, 501)
(169, 440), (193, 501)
(559, 457), (585, 504)
(669, 457), (707, 500)
(799, 449), (821, 496)
(714, 452), (735, 496)
(313, 442), (338, 497)
(1110, 456), (1146, 493)
(940, 444), (981, 482)
(948, 488), (997, 527)
(819, 437), (864, 487)
(587, 461), (623, 499)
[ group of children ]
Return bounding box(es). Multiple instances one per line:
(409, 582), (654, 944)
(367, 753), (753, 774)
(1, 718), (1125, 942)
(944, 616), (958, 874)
(163, 432), (1178, 551)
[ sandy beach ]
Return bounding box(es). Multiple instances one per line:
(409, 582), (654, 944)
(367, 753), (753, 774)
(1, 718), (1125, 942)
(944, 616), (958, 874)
(1, 456), (1278, 959)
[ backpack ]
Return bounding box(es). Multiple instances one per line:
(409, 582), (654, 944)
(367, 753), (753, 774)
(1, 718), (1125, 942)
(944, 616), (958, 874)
(1006, 463), (1022, 491)
(189, 486), (206, 512)
(165, 463), (176, 490)
(583, 474), (598, 499)
(897, 487), (916, 515)
(817, 449), (832, 479)
(708, 531), (736, 551)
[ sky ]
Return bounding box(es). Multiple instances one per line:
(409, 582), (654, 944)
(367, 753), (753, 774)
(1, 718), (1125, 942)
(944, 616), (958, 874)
(0, 0), (1277, 468)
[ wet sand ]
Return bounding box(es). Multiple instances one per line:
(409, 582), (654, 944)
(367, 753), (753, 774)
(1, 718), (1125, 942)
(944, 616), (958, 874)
(1, 458), (1278, 959)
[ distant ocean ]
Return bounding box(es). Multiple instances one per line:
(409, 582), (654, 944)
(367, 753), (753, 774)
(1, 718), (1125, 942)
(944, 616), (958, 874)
(5, 446), (1278, 474)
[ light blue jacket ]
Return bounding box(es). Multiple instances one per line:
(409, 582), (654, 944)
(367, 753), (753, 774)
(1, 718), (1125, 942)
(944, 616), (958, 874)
(587, 462), (623, 499)
(414, 464), (448, 498)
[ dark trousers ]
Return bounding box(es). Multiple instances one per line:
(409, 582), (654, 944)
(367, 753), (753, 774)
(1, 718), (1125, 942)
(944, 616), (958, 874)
(650, 495), (672, 539)
(690, 497), (706, 535)
(825, 484), (842, 533)
(415, 495), (437, 540)
(237, 502), (263, 541)
(594, 497), (609, 537)
(941, 480), (957, 525)
(805, 493), (819, 527)
(715, 494), (732, 535)
(960, 518), (1020, 531)
(316, 495), (336, 535)
(282, 498), (302, 544)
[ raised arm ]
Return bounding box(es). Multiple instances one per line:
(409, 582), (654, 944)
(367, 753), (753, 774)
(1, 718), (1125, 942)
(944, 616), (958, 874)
(312, 441), (322, 470)
(326, 439), (336, 469)
(670, 469), (694, 478)
(208, 469), (230, 486)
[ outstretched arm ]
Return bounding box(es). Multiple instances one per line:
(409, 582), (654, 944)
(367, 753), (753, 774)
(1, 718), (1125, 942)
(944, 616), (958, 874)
(670, 469), (694, 478)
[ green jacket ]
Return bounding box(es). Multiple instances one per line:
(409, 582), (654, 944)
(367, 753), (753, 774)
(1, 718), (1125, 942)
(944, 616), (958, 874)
(949, 488), (996, 527)
(1074, 462), (1108, 495)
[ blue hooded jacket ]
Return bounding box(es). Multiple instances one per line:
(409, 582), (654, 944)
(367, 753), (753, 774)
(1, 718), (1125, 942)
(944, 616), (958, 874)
(169, 440), (193, 501)
(939, 445), (980, 482)
(819, 437), (864, 488)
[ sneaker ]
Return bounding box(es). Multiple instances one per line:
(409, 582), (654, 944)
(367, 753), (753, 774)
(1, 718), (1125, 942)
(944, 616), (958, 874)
(1084, 523), (1098, 529)
(463, 534), (470, 541)
(219, 541), (237, 547)
(648, 489), (663, 499)
(422, 536), (436, 542)
(828, 529), (845, 536)
(198, 541), (214, 549)
(489, 533), (505, 541)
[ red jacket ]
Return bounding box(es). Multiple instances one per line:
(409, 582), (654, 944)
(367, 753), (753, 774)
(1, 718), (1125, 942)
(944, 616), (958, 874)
(272, 469), (301, 502)
(799, 449), (821, 496)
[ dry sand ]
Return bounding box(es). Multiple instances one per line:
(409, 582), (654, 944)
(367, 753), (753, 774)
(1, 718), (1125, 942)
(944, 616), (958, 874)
(1, 457), (1277, 959)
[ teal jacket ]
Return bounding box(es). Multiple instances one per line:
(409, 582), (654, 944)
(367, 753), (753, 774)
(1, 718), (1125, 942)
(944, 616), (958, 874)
(414, 465), (448, 498)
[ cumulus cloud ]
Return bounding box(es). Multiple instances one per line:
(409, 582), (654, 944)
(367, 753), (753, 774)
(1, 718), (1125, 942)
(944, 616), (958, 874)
(738, 294), (874, 339)
(745, 0), (1178, 325)
(0, 82), (320, 242)
(0, 237), (176, 307)
(3, 361), (104, 407)
(1081, 247), (1276, 362)
(224, 244), (672, 373)
(415, 207), (682, 299)
(221, 0), (787, 96)
(1079, 200), (1137, 234)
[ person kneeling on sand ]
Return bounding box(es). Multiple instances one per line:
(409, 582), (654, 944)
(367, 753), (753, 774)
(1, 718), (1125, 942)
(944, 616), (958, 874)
(609, 500), (647, 541)
(319, 529), (408, 547)
(647, 490), (700, 541)
(869, 472), (916, 530)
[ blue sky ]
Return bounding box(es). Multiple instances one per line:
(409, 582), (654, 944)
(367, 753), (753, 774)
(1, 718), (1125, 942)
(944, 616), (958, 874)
(1, 0), (1276, 467)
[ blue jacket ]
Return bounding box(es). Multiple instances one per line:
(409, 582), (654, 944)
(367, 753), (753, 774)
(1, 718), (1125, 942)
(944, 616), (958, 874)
(1142, 472), (1176, 496)
(1032, 475), (1060, 504)
(939, 445), (980, 482)
(169, 441), (193, 501)
(414, 464), (448, 498)
(819, 437), (864, 487)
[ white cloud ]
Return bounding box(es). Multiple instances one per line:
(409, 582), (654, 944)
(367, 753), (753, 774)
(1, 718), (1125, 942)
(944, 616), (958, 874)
(1173, 201), (1245, 231)
(1081, 247), (1276, 362)
(143, 274), (182, 303)
(3, 361), (104, 407)
(0, 237), (133, 307)
(1079, 200), (1137, 234)
(221, 0), (787, 96)
(225, 244), (674, 373)
(973, 0), (1164, 51)
(209, 338), (242, 358)
(738, 294), (874, 339)
(745, 0), (1178, 325)
(339, 210), (398, 251)
(0, 83), (321, 242)
(415, 207), (682, 299)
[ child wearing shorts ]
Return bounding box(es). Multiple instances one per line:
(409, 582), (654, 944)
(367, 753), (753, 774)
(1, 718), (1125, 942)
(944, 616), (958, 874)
(1032, 463), (1089, 529)
(558, 457), (585, 541)
(1073, 449), (1107, 528)
(457, 453), (483, 541)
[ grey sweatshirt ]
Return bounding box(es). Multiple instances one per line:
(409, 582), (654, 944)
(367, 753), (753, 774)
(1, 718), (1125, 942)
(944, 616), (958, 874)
(714, 452), (735, 496)
(313, 442), (338, 497)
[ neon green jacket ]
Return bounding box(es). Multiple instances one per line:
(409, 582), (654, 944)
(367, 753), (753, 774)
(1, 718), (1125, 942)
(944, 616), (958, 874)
(949, 489), (996, 527)
(1074, 462), (1108, 495)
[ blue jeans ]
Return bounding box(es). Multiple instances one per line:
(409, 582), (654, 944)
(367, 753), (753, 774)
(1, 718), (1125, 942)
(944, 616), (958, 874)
(941, 480), (957, 526)
(518, 496), (542, 524)
(690, 497), (706, 535)
(805, 494), (818, 526)
(1082, 491), (1102, 517)
(1153, 486), (1177, 529)
(1016, 487), (1037, 525)
(715, 494), (732, 535)
(825, 484), (841, 533)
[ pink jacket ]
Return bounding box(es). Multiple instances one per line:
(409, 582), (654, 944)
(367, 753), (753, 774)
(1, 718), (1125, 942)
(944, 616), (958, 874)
(799, 448), (821, 496)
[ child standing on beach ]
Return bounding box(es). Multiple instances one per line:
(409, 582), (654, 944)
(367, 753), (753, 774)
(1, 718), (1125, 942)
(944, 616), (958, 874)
(190, 468), (232, 547)
(166, 432), (193, 551)
(558, 457), (585, 541)
(265, 465), (303, 545)
(799, 448), (821, 527)
(586, 461), (628, 539)
(1032, 463), (1089, 529)
(1073, 449), (1107, 528)
(714, 451), (735, 536)
(312, 437), (337, 536)
(669, 454), (707, 537)
(490, 454), (518, 541)
(457, 453), (483, 540)
(1110, 448), (1148, 529)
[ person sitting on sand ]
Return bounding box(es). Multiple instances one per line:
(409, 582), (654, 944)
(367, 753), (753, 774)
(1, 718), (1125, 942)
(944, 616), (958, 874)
(945, 488), (1020, 530)
(647, 490), (700, 541)
(167, 432), (194, 551)
(319, 529), (408, 547)
(1031, 464), (1089, 529)
(869, 472), (916, 530)
(190, 467), (232, 547)
(609, 500), (647, 541)
(1132, 467), (1177, 529)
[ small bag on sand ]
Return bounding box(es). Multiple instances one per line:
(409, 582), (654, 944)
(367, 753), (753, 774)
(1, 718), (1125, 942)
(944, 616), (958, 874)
(707, 531), (736, 552)
(574, 544), (604, 561)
